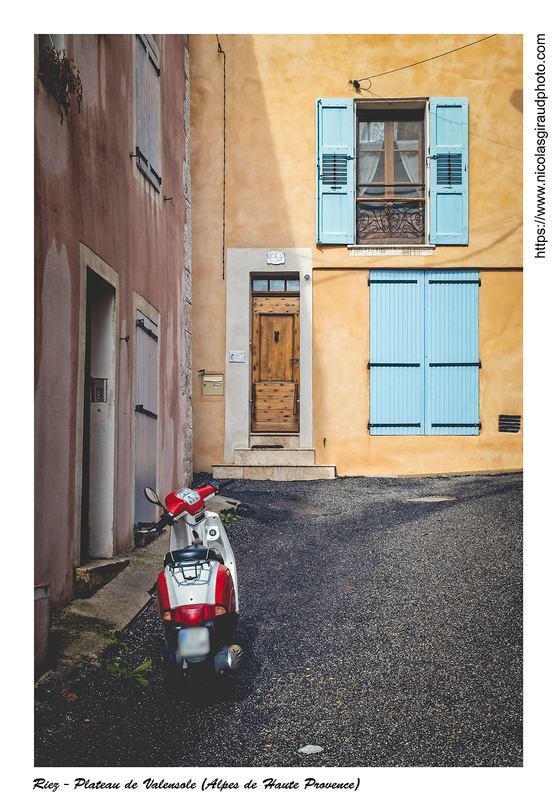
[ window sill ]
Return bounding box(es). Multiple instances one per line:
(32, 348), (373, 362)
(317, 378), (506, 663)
(349, 245), (435, 257)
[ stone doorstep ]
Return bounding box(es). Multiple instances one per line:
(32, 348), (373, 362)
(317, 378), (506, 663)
(249, 434), (300, 448)
(234, 447), (316, 466)
(74, 558), (130, 598)
(213, 464), (336, 481)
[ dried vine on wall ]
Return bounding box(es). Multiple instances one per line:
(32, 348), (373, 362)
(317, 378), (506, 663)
(38, 47), (83, 125)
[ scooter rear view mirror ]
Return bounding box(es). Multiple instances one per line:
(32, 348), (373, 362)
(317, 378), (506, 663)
(144, 487), (163, 507)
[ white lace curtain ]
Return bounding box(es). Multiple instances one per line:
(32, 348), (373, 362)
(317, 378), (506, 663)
(358, 121), (419, 196)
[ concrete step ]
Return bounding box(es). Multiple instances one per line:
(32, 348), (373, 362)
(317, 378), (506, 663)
(249, 434), (300, 448)
(234, 448), (316, 466)
(213, 464), (336, 481)
(74, 558), (130, 598)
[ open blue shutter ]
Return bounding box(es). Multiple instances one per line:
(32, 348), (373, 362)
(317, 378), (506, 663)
(429, 98), (468, 245)
(424, 271), (480, 434)
(316, 99), (355, 244)
(368, 271), (424, 434)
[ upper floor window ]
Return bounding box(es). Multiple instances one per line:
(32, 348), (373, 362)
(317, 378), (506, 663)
(357, 108), (425, 245)
(135, 35), (162, 190)
(316, 98), (468, 247)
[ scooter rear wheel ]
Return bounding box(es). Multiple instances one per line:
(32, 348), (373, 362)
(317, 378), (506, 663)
(185, 657), (219, 691)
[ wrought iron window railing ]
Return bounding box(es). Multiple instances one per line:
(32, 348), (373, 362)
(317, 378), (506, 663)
(356, 196), (425, 244)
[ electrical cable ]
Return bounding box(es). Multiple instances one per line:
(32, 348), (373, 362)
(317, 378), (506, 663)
(216, 35), (226, 280)
(350, 34), (497, 89)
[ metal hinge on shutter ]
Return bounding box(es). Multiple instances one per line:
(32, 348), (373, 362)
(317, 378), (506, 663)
(368, 422), (421, 429)
(148, 52), (161, 76)
(369, 279), (418, 285)
(368, 362), (420, 368)
(135, 404), (158, 419)
(150, 166), (162, 186)
(136, 318), (159, 340)
(431, 422), (481, 429)
(428, 279), (481, 286)
(429, 362), (482, 368)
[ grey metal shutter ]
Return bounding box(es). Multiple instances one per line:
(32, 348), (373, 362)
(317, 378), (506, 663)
(136, 35), (162, 188)
(134, 311), (158, 524)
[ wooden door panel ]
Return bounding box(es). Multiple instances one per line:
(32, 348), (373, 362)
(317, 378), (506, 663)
(259, 315), (295, 381)
(253, 296), (299, 315)
(255, 382), (296, 408)
(252, 384), (298, 430)
(252, 295), (300, 432)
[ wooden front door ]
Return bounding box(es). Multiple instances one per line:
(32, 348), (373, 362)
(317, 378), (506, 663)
(252, 294), (300, 432)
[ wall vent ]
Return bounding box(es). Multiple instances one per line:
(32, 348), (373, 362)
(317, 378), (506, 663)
(498, 414), (521, 433)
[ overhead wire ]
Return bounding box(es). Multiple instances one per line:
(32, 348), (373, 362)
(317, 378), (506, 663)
(350, 34), (497, 89)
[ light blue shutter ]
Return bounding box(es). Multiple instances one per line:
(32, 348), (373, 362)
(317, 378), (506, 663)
(316, 99), (355, 244)
(368, 271), (424, 434)
(429, 98), (468, 245)
(424, 271), (480, 434)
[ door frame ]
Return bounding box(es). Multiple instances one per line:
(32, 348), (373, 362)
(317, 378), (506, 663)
(74, 244), (119, 564)
(224, 249), (313, 463)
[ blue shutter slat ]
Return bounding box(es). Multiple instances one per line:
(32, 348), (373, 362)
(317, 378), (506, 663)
(425, 271), (479, 434)
(369, 271), (424, 435)
(429, 98), (468, 245)
(316, 99), (355, 244)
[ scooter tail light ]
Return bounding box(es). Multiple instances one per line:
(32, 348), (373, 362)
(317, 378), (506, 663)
(181, 605), (205, 624)
(168, 604), (228, 625)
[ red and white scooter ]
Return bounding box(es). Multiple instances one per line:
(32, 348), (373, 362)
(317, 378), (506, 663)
(144, 480), (243, 685)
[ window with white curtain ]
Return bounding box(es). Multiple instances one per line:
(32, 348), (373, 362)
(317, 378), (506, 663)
(356, 109), (425, 244)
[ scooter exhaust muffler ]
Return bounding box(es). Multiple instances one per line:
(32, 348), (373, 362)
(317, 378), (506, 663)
(214, 644), (243, 673)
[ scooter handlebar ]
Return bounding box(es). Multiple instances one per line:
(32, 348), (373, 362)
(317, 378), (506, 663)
(153, 511), (175, 532)
(215, 479), (235, 494)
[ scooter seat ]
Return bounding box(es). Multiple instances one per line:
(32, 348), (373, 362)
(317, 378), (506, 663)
(164, 546), (224, 567)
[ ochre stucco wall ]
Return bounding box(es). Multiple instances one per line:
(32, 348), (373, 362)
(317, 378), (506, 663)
(312, 268), (522, 476)
(190, 34), (522, 475)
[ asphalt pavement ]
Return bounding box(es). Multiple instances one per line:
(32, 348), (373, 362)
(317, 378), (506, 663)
(35, 472), (522, 769)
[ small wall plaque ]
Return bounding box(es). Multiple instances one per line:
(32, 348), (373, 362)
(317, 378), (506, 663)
(266, 251), (285, 265)
(229, 351), (245, 363)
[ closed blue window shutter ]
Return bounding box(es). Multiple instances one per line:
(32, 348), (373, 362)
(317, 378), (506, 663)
(424, 271), (480, 434)
(316, 99), (355, 244)
(429, 98), (468, 245)
(369, 270), (480, 435)
(368, 271), (424, 434)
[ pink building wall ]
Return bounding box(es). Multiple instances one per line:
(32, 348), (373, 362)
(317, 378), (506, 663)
(34, 34), (192, 616)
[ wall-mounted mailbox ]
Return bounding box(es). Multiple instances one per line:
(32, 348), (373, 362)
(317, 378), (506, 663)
(91, 378), (108, 403)
(202, 374), (224, 396)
